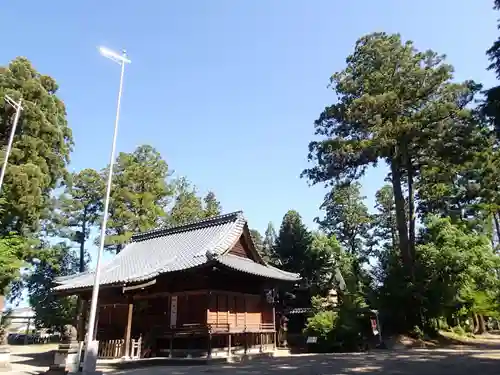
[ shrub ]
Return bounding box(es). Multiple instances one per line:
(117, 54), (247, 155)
(304, 310), (338, 341)
(451, 326), (466, 336)
(410, 325), (424, 340)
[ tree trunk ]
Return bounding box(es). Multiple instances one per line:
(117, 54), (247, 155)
(493, 212), (500, 249)
(478, 314), (486, 334)
(473, 313), (479, 334)
(76, 217), (86, 331)
(407, 157), (416, 261)
(390, 158), (412, 271)
(79, 220), (86, 273)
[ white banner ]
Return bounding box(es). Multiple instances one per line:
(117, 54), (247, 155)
(170, 296), (178, 328)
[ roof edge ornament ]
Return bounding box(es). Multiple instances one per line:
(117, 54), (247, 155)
(206, 250), (218, 260)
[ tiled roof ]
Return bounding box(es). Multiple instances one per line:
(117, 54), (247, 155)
(54, 211), (300, 292)
(215, 254), (299, 281)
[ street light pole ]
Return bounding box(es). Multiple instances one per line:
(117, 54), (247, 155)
(0, 95), (23, 195)
(82, 47), (131, 373)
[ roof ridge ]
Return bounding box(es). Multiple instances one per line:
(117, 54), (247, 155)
(132, 211), (244, 242)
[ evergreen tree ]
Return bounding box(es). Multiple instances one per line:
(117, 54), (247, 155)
(167, 177), (205, 226)
(370, 184), (398, 255)
(249, 229), (264, 255)
(27, 242), (80, 330)
(303, 32), (481, 279)
(0, 57), (73, 234)
(262, 222), (278, 264)
(203, 191), (222, 218)
(105, 145), (173, 253)
(0, 235), (29, 295)
(274, 210), (312, 276)
(317, 182), (371, 258)
(55, 169), (104, 271)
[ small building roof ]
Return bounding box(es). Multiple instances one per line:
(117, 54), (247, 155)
(54, 211), (300, 292)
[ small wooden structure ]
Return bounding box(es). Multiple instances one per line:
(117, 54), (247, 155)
(54, 212), (299, 359)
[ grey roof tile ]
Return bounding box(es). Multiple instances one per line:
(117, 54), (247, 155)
(54, 211), (300, 291)
(215, 254), (300, 281)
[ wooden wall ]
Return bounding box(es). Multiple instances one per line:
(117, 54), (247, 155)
(207, 292), (265, 329)
(229, 236), (253, 259)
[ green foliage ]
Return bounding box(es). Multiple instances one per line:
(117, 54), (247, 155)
(410, 325), (424, 340)
(0, 234), (29, 294)
(249, 229), (264, 256)
(105, 145), (173, 252)
(27, 242), (79, 330)
(274, 210), (312, 275)
(304, 310), (338, 341)
(203, 191), (222, 218)
(54, 168), (104, 270)
(303, 32), (481, 281)
(451, 326), (466, 336)
(0, 57), (73, 234)
(167, 177), (205, 226)
(317, 182), (371, 258)
(262, 222), (278, 264)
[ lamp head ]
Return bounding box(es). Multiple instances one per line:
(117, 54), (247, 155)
(99, 46), (131, 64)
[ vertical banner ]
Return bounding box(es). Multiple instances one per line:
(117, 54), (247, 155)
(370, 317), (379, 336)
(170, 295), (178, 328)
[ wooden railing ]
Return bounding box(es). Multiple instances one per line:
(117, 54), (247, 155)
(98, 339), (125, 359)
(96, 337), (142, 359)
(209, 322), (275, 333)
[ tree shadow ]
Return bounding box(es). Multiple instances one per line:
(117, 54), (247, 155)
(10, 350), (54, 367)
(111, 349), (500, 375)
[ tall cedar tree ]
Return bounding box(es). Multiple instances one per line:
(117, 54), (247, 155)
(481, 0), (500, 245)
(484, 0), (500, 138)
(105, 145), (172, 253)
(167, 177), (205, 226)
(303, 32), (481, 275)
(0, 57), (73, 234)
(55, 169), (104, 271)
(274, 210), (312, 277)
(263, 222), (278, 264)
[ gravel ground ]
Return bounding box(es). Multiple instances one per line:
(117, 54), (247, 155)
(9, 343), (500, 375)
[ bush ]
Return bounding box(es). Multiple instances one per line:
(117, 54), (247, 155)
(304, 311), (337, 340)
(451, 326), (466, 336)
(410, 325), (424, 340)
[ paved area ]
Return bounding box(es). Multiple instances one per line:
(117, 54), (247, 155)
(9, 347), (500, 375)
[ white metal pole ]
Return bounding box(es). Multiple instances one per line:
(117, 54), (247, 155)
(82, 52), (127, 372)
(0, 97), (23, 195)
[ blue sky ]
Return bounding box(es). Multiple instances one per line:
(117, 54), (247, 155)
(1, 1), (498, 236)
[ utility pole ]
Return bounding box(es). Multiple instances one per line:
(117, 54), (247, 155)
(0, 95), (23, 194)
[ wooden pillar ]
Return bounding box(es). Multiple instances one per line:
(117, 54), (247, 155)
(24, 318), (31, 345)
(93, 306), (100, 340)
(227, 334), (231, 358)
(76, 299), (88, 341)
(260, 333), (263, 352)
(272, 306), (277, 350)
(124, 302), (134, 358)
(169, 334), (173, 358)
(207, 333), (212, 359)
(244, 332), (248, 354)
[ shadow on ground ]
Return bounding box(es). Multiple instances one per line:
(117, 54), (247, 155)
(109, 349), (500, 375)
(10, 347), (500, 375)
